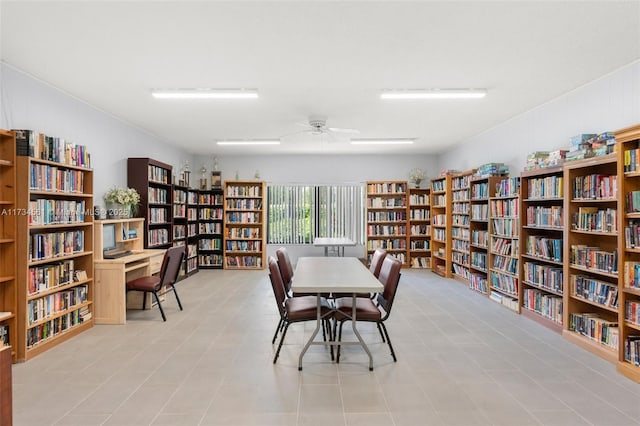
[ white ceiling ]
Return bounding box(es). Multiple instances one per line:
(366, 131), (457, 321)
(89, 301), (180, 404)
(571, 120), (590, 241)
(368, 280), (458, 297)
(1, 1), (639, 156)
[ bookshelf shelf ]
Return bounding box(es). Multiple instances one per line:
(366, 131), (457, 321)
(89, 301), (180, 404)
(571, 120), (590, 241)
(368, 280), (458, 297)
(128, 158), (173, 250)
(366, 181), (409, 266)
(431, 176), (452, 278)
(14, 131), (94, 362)
(0, 130), (16, 357)
(223, 181), (266, 270)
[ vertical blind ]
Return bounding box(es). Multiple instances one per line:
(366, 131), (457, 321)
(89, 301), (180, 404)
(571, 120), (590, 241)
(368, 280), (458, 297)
(267, 184), (365, 244)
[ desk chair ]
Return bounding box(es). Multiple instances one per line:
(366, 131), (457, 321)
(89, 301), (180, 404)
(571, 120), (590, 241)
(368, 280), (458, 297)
(333, 255), (402, 362)
(126, 245), (185, 321)
(268, 257), (334, 363)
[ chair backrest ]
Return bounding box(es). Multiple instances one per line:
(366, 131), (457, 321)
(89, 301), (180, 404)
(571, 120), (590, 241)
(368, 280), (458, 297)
(158, 245), (186, 290)
(268, 256), (287, 318)
(376, 256), (402, 319)
(369, 248), (387, 278)
(276, 247), (294, 293)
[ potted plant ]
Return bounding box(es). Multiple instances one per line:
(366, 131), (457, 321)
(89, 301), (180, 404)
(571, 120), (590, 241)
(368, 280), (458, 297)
(409, 168), (427, 188)
(104, 187), (141, 219)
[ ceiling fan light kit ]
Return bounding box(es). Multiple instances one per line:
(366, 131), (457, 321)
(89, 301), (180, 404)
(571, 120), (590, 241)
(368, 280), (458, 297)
(380, 89), (487, 100)
(151, 88), (259, 99)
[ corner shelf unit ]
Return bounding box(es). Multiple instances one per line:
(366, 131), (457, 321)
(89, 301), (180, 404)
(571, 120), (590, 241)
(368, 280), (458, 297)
(450, 170), (475, 283)
(198, 188), (224, 269)
(430, 176), (452, 278)
(563, 153), (619, 363)
(366, 181), (408, 266)
(186, 188), (200, 273)
(488, 177), (520, 312)
(0, 130), (17, 361)
(616, 124), (640, 382)
(127, 158), (173, 249)
(223, 181), (266, 269)
(469, 176), (501, 296)
(519, 166), (565, 333)
(408, 187), (431, 269)
(16, 151), (94, 361)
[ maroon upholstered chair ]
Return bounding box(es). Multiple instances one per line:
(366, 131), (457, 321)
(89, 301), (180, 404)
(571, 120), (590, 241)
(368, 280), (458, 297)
(368, 248), (387, 278)
(126, 245), (185, 322)
(268, 256), (334, 363)
(333, 255), (402, 362)
(275, 247), (295, 295)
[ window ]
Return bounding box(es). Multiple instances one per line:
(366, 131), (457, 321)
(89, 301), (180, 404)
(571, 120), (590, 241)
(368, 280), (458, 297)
(267, 184), (365, 244)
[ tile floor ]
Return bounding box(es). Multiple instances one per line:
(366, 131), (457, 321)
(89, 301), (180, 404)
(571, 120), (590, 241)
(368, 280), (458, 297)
(11, 268), (640, 425)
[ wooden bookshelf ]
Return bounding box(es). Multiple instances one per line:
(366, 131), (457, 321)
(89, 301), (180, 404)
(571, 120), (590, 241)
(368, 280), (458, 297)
(616, 123), (640, 382)
(469, 176), (501, 296)
(366, 181), (408, 266)
(127, 158), (173, 249)
(519, 166), (565, 333)
(198, 188), (224, 269)
(488, 177), (520, 312)
(223, 181), (266, 269)
(450, 170), (475, 283)
(430, 176), (452, 278)
(408, 187), (431, 269)
(0, 130), (17, 361)
(172, 184), (189, 279)
(16, 145), (94, 361)
(563, 153), (619, 362)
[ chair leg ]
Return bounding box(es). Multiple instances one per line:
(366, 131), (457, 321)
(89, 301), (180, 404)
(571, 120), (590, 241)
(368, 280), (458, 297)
(171, 285), (183, 311)
(376, 322), (386, 342)
(322, 318), (326, 342)
(336, 320), (345, 363)
(142, 291), (147, 310)
(152, 291), (167, 322)
(327, 319), (334, 361)
(379, 322), (396, 362)
(274, 322), (290, 363)
(272, 318), (284, 344)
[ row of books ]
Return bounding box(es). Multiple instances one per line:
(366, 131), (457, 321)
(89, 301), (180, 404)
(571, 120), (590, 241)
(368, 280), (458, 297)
(148, 187), (168, 204)
(226, 227), (260, 239)
(571, 274), (619, 309)
(28, 199), (86, 226)
(524, 236), (563, 262)
(491, 236), (518, 257)
(367, 211), (407, 221)
(226, 199), (263, 210)
(569, 313), (618, 350)
(29, 163), (85, 193)
(200, 222), (222, 234)
(452, 203), (470, 214)
(474, 162), (509, 177)
(226, 212), (261, 223)
(492, 254), (518, 275)
(148, 165), (170, 184)
(451, 227), (469, 239)
(572, 174), (617, 200)
(409, 194), (429, 205)
(148, 229), (169, 247)
(625, 191), (640, 213)
(29, 231), (85, 261)
(622, 261), (640, 289)
(526, 205), (563, 228)
(433, 194), (446, 206)
(226, 186), (262, 197)
(522, 289), (563, 324)
(367, 197), (406, 208)
(527, 176), (563, 199)
(15, 129), (91, 167)
(198, 254), (223, 266)
(470, 274), (488, 294)
(524, 150), (567, 171)
(489, 291), (519, 310)
(367, 239), (406, 250)
(623, 148), (640, 173)
(173, 188), (187, 204)
(471, 252), (488, 270)
(410, 240), (429, 250)
(451, 251), (469, 266)
(225, 240), (261, 252)
(490, 198), (519, 217)
(452, 175), (471, 190)
(523, 262), (564, 293)
(198, 193), (223, 205)
(452, 239), (469, 252)
(571, 207), (617, 233)
(452, 263), (470, 279)
(625, 301), (640, 325)
(491, 217), (519, 237)
(490, 271), (518, 296)
(433, 228), (446, 241)
(198, 239), (222, 251)
(368, 225), (406, 236)
(199, 208), (223, 220)
(625, 222), (640, 248)
(28, 259), (75, 295)
(471, 205), (488, 220)
(625, 336), (640, 367)
(410, 225), (430, 236)
(410, 257), (431, 268)
(495, 177), (520, 198)
(225, 255), (263, 268)
(569, 245), (618, 275)
(26, 307), (89, 348)
(410, 209), (429, 220)
(471, 230), (488, 247)
(27, 285), (89, 325)
(367, 182), (406, 194)
(452, 191), (469, 202)
(452, 215), (470, 226)
(471, 181), (490, 200)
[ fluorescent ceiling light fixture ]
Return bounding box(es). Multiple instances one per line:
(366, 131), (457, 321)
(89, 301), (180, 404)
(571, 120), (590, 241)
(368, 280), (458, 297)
(350, 139), (414, 145)
(152, 89), (258, 99)
(216, 140), (280, 146)
(380, 89), (487, 99)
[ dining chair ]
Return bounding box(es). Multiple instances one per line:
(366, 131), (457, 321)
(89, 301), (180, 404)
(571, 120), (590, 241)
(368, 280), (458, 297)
(125, 245), (186, 322)
(275, 247), (295, 295)
(333, 255), (402, 362)
(331, 248), (388, 299)
(268, 256), (334, 363)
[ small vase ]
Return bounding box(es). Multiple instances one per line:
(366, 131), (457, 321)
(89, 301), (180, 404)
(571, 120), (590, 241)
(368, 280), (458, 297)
(414, 180), (422, 188)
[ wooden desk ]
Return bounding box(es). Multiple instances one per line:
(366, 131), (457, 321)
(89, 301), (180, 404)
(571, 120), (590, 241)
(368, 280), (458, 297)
(292, 257), (383, 370)
(94, 250), (165, 324)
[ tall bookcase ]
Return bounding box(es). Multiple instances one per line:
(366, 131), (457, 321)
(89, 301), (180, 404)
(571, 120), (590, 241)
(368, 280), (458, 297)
(469, 176), (500, 296)
(430, 176), (451, 277)
(563, 153), (619, 363)
(616, 124), (640, 382)
(16, 141), (94, 361)
(366, 181), (408, 266)
(488, 177), (520, 311)
(408, 187), (431, 268)
(0, 130), (17, 360)
(519, 166), (565, 333)
(127, 158), (173, 249)
(199, 188), (224, 269)
(172, 184), (189, 279)
(450, 171), (474, 282)
(223, 181), (266, 269)
(186, 188), (200, 274)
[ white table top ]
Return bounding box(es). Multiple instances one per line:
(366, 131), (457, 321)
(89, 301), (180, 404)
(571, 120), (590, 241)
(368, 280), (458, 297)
(292, 257), (383, 293)
(313, 237), (356, 247)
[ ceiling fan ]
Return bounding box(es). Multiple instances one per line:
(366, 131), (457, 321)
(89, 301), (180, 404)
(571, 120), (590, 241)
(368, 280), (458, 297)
(287, 115), (360, 140)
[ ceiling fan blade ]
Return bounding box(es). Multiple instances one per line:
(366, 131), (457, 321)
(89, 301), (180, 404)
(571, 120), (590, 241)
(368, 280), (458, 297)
(280, 129), (311, 138)
(328, 127), (360, 134)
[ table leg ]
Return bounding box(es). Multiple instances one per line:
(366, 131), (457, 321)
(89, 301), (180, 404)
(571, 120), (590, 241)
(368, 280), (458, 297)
(298, 293), (322, 371)
(324, 247), (328, 257)
(350, 293), (374, 371)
